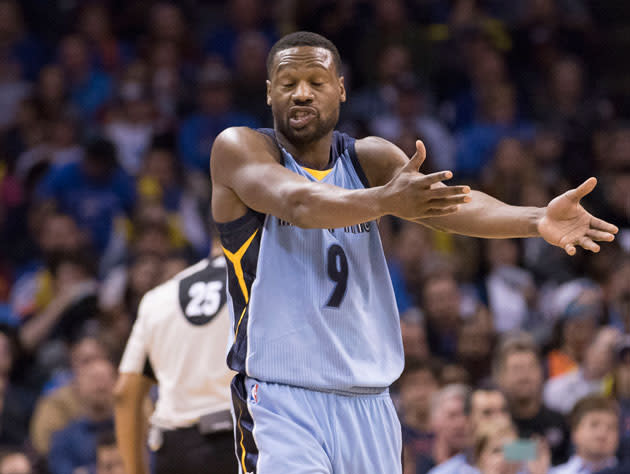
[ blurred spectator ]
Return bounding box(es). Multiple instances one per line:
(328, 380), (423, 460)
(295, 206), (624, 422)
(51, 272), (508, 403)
(77, 3), (134, 75)
(455, 315), (495, 384)
(58, 34), (114, 122)
(550, 395), (619, 474)
(9, 210), (87, 322)
(232, 31), (273, 124)
(547, 279), (603, 378)
(18, 252), (98, 360)
(422, 271), (485, 362)
(136, 145), (209, 256)
(29, 335), (108, 455)
(494, 332), (570, 465)
(398, 359), (440, 468)
(482, 237), (539, 334)
(544, 327), (618, 415)
(203, 0), (276, 68)
(455, 82), (535, 179)
(612, 336), (630, 463)
(400, 309), (430, 362)
(0, 0), (47, 82)
(35, 137), (135, 255)
(177, 61), (259, 173)
(423, 384), (472, 474)
(472, 417), (550, 474)
(48, 359), (116, 474)
(0, 328), (33, 446)
(369, 76), (455, 171)
(0, 450), (32, 474)
(469, 386), (510, 431)
(104, 78), (156, 176)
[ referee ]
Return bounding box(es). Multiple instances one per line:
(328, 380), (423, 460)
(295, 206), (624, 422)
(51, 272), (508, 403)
(114, 255), (237, 474)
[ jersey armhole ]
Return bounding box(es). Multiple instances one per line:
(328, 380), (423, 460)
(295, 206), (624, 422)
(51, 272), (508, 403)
(347, 137), (371, 189)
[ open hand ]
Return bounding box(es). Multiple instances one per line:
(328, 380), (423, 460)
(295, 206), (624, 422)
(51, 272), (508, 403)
(538, 177), (618, 255)
(384, 140), (472, 220)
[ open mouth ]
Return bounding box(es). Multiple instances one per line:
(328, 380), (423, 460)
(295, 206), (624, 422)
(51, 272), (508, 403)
(289, 107), (317, 129)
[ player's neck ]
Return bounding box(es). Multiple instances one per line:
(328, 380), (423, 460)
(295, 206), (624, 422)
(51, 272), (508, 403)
(275, 130), (334, 170)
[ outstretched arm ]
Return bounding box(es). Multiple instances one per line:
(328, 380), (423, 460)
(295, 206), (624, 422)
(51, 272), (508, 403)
(356, 138), (618, 254)
(210, 127), (469, 228)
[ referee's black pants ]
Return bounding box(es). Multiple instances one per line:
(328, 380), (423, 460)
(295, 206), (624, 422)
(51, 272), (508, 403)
(155, 426), (238, 474)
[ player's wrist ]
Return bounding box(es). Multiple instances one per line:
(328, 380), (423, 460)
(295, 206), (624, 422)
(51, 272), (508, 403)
(531, 207), (545, 237)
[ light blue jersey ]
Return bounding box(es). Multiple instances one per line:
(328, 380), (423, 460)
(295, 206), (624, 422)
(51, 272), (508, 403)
(217, 128), (403, 395)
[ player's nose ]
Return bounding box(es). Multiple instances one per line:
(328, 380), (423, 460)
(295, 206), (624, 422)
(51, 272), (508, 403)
(291, 81), (313, 103)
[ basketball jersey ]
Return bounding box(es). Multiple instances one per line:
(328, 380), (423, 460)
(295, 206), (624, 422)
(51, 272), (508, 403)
(217, 129), (403, 395)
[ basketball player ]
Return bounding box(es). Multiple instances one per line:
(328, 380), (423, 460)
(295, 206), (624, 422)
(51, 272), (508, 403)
(114, 254), (237, 474)
(211, 31), (618, 474)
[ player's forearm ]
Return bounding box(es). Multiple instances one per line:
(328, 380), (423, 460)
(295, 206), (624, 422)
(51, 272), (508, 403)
(114, 391), (149, 474)
(288, 183), (389, 228)
(420, 191), (543, 238)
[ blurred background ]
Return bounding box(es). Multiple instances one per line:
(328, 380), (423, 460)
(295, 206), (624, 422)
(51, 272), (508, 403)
(0, 0), (629, 473)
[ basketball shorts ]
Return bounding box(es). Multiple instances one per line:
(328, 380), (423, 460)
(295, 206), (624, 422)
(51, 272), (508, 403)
(230, 373), (402, 474)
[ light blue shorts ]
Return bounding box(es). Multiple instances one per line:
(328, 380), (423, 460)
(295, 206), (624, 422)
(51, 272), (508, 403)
(231, 374), (402, 474)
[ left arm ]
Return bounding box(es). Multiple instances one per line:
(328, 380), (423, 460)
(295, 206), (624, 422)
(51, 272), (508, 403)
(356, 137), (618, 254)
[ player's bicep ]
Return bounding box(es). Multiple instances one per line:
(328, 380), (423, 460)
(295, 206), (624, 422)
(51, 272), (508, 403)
(211, 128), (316, 222)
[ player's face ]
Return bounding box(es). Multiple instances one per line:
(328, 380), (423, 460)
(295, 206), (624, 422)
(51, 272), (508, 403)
(267, 46), (346, 146)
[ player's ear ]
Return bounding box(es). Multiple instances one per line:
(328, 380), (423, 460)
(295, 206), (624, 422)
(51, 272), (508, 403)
(266, 80), (272, 106)
(339, 76), (346, 103)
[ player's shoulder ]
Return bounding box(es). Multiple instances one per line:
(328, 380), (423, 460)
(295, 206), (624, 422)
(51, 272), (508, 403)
(354, 136), (407, 187)
(213, 126), (276, 154)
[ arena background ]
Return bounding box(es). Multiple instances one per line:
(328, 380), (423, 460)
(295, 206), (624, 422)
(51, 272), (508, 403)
(0, 0), (629, 473)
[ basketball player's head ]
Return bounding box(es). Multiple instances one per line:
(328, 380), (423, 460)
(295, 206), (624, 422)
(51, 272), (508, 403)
(266, 31), (346, 146)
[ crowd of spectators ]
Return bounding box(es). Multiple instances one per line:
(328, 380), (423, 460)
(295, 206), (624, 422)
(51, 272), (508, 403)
(0, 0), (629, 473)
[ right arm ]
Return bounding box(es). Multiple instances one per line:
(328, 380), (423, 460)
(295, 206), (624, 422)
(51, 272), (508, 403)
(114, 373), (153, 474)
(210, 127), (458, 228)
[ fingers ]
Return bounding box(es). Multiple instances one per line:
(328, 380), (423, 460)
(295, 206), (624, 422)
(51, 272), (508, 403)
(428, 185), (471, 198)
(564, 243), (577, 256)
(419, 170), (454, 188)
(590, 216), (619, 234)
(579, 236), (600, 253)
(405, 140), (426, 170)
(428, 195), (472, 207)
(566, 177), (597, 202)
(586, 229), (615, 242)
(423, 206), (460, 217)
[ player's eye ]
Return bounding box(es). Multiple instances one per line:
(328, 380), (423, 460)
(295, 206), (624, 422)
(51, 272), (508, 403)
(311, 81), (324, 86)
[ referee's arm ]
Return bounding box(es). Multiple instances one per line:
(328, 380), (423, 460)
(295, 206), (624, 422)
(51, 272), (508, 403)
(114, 372), (153, 474)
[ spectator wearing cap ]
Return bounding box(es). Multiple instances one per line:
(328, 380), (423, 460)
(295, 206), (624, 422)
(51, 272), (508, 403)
(494, 333), (570, 465)
(35, 137), (136, 255)
(547, 279), (603, 379)
(177, 61), (259, 174)
(544, 327), (618, 415)
(550, 395), (619, 474)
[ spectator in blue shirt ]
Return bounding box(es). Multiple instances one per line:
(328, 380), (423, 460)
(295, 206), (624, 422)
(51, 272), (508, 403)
(178, 61), (259, 174)
(48, 359), (116, 474)
(58, 35), (114, 122)
(455, 82), (534, 179)
(36, 138), (135, 255)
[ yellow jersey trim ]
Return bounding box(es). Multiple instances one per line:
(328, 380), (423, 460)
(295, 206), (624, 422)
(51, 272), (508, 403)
(302, 166), (333, 180)
(222, 229), (259, 303)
